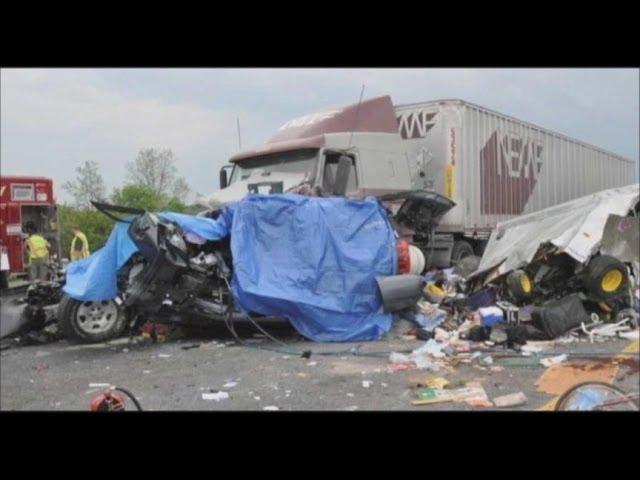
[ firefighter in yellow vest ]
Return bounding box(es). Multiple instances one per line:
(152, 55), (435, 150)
(69, 225), (90, 262)
(23, 223), (51, 282)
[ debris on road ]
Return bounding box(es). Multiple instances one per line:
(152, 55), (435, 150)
(493, 392), (528, 408)
(540, 354), (568, 368)
(202, 391), (230, 401)
(536, 362), (620, 396)
(411, 381), (492, 407)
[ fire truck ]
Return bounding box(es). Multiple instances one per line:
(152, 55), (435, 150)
(0, 176), (61, 276)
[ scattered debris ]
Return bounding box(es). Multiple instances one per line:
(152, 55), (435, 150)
(536, 362), (620, 395)
(263, 406), (279, 411)
(540, 354), (568, 368)
(493, 392), (528, 408)
(362, 380), (373, 389)
(202, 391), (230, 401)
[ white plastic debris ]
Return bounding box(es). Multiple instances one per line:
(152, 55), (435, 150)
(263, 406), (279, 411)
(619, 330), (640, 341)
(482, 356), (493, 365)
(223, 381), (238, 388)
(202, 391), (229, 401)
(540, 354), (568, 368)
(362, 380), (372, 388)
(493, 392), (528, 408)
(157, 354), (171, 358)
(434, 328), (450, 342)
(413, 339), (446, 358)
(307, 361), (318, 367)
(389, 352), (411, 363)
(412, 354), (441, 371)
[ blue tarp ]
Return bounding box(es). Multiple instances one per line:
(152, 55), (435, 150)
(63, 194), (397, 342)
(64, 221), (139, 301)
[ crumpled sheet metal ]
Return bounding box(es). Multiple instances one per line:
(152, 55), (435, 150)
(470, 184), (639, 283)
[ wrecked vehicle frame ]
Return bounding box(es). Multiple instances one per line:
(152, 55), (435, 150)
(468, 185), (640, 312)
(54, 189), (455, 344)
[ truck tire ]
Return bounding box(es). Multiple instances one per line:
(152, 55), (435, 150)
(584, 255), (628, 301)
(506, 269), (534, 301)
(57, 295), (127, 344)
(451, 240), (474, 266)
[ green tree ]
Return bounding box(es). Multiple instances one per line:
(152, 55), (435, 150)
(111, 184), (190, 213)
(111, 184), (165, 211)
(126, 148), (191, 200)
(62, 160), (107, 209)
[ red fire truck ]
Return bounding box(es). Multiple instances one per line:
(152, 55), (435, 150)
(0, 176), (61, 276)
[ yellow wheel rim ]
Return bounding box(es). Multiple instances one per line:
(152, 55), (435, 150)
(520, 274), (532, 293)
(601, 270), (623, 293)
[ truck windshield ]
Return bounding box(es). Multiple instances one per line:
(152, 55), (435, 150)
(229, 149), (318, 185)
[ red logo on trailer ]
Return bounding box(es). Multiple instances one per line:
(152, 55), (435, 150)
(480, 131), (543, 215)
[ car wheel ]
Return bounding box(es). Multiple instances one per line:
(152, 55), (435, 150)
(506, 269), (534, 301)
(584, 255), (628, 301)
(58, 295), (127, 343)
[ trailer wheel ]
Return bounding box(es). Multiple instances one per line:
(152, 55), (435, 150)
(506, 269), (533, 301)
(584, 255), (628, 301)
(58, 295), (126, 344)
(451, 240), (474, 266)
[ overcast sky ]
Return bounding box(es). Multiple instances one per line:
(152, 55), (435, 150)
(1, 68), (638, 203)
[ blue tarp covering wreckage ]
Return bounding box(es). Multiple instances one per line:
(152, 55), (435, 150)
(64, 194), (398, 341)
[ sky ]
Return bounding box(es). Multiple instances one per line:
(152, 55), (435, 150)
(1, 68), (638, 204)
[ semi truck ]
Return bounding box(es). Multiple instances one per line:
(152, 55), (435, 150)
(202, 95), (636, 267)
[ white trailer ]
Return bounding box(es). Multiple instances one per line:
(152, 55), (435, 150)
(207, 96), (637, 266)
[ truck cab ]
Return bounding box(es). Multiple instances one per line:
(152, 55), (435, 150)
(202, 95), (458, 268)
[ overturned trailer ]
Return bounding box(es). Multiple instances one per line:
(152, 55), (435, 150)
(469, 184), (640, 307)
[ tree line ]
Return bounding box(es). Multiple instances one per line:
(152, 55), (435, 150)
(59, 148), (200, 254)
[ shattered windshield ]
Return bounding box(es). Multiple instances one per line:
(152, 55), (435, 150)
(229, 149), (319, 185)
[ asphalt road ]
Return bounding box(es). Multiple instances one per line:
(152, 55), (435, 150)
(1, 321), (638, 411)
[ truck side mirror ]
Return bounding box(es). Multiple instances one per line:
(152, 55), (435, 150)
(332, 156), (352, 196)
(219, 166), (229, 189)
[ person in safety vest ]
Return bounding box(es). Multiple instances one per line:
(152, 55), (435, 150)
(69, 225), (90, 262)
(23, 223), (51, 282)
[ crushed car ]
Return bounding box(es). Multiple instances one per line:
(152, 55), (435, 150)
(55, 189), (454, 344)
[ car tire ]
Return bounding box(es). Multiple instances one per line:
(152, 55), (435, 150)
(506, 269), (534, 301)
(584, 255), (628, 301)
(451, 241), (474, 266)
(58, 295), (127, 344)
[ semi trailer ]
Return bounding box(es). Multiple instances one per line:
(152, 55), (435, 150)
(202, 95), (636, 267)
